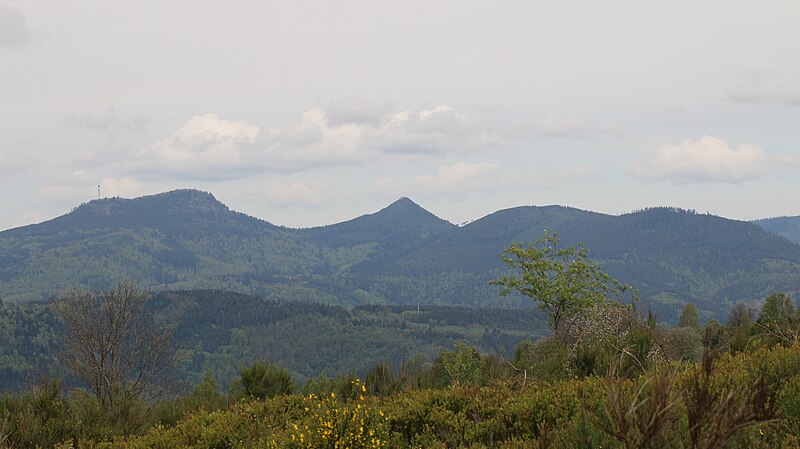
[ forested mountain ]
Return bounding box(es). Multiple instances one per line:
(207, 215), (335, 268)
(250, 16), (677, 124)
(754, 215), (800, 245)
(2, 189), (800, 321)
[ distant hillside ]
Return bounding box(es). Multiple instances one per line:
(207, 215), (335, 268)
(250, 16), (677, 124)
(0, 290), (547, 391)
(2, 189), (800, 322)
(0, 190), (326, 302)
(303, 197), (456, 249)
(753, 215), (800, 245)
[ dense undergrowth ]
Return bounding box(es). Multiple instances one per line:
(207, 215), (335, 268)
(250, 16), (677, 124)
(4, 294), (800, 448)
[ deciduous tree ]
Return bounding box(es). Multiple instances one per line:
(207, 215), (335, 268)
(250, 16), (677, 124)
(492, 231), (634, 337)
(54, 280), (174, 410)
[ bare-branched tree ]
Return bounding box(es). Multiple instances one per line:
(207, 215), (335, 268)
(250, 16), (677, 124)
(54, 280), (174, 410)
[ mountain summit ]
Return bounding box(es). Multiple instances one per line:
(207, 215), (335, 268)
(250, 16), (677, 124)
(302, 197), (455, 249)
(2, 190), (800, 322)
(73, 189), (229, 217)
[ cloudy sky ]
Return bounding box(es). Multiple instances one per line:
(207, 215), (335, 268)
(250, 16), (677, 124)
(1, 1), (799, 230)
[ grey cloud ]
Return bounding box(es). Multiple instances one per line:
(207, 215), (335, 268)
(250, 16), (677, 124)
(133, 105), (505, 181)
(376, 162), (502, 200)
(65, 107), (149, 132)
(325, 97), (395, 127)
(0, 148), (34, 174)
(510, 116), (623, 139)
(727, 73), (800, 106)
(0, 5), (29, 48)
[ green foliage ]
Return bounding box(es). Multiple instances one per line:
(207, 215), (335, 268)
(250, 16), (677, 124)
(664, 326), (703, 362)
(365, 363), (404, 397)
(5, 341), (800, 449)
(758, 292), (796, 324)
(513, 339), (570, 382)
(3, 190), (800, 325)
(0, 379), (74, 449)
(753, 215), (800, 245)
(0, 290), (548, 392)
(492, 231), (634, 335)
(433, 343), (485, 387)
(280, 379), (391, 449)
(192, 370), (222, 403)
(234, 360), (295, 399)
(678, 302), (700, 328)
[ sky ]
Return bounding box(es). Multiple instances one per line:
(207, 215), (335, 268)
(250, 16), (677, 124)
(1, 1), (799, 230)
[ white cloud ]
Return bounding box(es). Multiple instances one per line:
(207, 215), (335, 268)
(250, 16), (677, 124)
(630, 136), (769, 184)
(142, 113), (261, 180)
(511, 115), (622, 139)
(0, 4), (29, 48)
(42, 175), (149, 203)
(378, 162), (501, 199)
(727, 72), (800, 106)
(136, 104), (503, 181)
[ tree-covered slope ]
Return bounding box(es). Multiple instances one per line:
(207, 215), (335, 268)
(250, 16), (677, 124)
(753, 215), (800, 245)
(0, 290), (547, 391)
(0, 190), (326, 301)
(301, 197), (456, 249)
(352, 206), (800, 319)
(2, 190), (800, 322)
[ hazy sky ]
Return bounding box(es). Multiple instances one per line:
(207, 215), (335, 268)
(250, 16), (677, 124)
(1, 1), (799, 230)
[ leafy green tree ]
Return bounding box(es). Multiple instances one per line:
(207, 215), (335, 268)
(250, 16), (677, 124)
(492, 231), (634, 337)
(678, 303), (700, 328)
(191, 370), (221, 402)
(236, 360), (295, 399)
(756, 292), (799, 346)
(758, 292), (795, 326)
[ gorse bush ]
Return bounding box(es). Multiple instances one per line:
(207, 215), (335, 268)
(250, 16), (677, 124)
(6, 289), (800, 448)
(276, 379), (390, 449)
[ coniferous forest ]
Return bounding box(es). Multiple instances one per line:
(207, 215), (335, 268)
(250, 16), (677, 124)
(2, 226), (800, 448)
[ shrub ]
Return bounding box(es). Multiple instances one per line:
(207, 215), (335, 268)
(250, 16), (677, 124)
(235, 360), (295, 399)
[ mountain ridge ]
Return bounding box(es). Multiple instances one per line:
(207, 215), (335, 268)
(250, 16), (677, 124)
(2, 189), (799, 322)
(752, 215), (800, 245)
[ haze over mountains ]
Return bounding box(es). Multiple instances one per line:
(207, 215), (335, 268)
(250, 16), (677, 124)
(1, 189), (799, 322)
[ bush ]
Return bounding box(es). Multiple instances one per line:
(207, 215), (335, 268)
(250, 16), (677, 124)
(513, 338), (569, 382)
(664, 327), (702, 362)
(235, 360), (295, 399)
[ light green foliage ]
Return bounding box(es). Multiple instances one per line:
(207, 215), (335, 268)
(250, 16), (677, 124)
(678, 302), (700, 328)
(280, 379), (390, 449)
(752, 292), (800, 347)
(513, 338), (570, 382)
(234, 360), (295, 399)
(192, 370), (222, 402)
(758, 292), (796, 326)
(4, 342), (800, 449)
(493, 231), (634, 336)
(433, 343), (484, 387)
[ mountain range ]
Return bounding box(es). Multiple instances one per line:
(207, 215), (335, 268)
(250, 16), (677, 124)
(1, 189), (799, 322)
